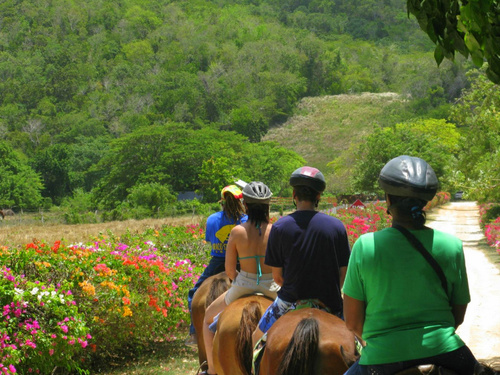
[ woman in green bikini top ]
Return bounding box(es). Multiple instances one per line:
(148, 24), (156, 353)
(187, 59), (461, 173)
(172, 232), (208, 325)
(201, 181), (279, 375)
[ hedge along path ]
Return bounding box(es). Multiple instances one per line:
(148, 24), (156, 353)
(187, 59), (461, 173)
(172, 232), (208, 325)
(426, 201), (500, 363)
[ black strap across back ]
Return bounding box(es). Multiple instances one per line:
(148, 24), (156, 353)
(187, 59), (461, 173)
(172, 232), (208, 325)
(392, 224), (448, 296)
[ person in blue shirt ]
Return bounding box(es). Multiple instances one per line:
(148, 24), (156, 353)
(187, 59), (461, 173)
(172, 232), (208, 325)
(200, 181), (279, 375)
(185, 185), (247, 346)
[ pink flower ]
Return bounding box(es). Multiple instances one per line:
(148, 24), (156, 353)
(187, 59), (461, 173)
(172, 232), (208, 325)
(49, 349), (54, 356)
(60, 325), (68, 333)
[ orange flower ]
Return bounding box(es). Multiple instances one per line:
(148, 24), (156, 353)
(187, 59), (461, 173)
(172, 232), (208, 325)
(122, 306), (133, 317)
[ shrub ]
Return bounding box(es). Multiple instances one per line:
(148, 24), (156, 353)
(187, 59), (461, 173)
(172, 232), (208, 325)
(479, 204), (500, 228)
(0, 225), (210, 373)
(0, 264), (91, 374)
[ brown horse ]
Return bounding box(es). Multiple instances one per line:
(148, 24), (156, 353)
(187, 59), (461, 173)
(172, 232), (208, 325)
(212, 294), (273, 375)
(191, 272), (231, 370)
(0, 209), (15, 219)
(257, 308), (359, 375)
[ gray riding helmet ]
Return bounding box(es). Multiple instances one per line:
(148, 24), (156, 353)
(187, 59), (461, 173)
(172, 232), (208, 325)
(242, 181), (273, 204)
(378, 155), (438, 201)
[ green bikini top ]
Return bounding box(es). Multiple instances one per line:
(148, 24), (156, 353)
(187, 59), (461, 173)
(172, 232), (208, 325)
(238, 255), (265, 285)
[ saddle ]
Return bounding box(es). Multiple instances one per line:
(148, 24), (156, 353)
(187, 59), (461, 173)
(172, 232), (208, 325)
(395, 365), (458, 375)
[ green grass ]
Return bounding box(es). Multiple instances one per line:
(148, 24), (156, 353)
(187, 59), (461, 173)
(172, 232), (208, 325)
(93, 329), (200, 375)
(263, 93), (414, 193)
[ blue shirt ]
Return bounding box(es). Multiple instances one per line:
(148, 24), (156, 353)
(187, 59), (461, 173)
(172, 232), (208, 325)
(205, 211), (248, 257)
(265, 210), (350, 313)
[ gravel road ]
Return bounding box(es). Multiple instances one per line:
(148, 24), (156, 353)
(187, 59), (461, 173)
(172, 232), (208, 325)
(427, 201), (500, 363)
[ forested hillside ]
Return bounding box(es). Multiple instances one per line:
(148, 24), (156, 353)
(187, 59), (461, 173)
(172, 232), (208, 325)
(0, 0), (486, 217)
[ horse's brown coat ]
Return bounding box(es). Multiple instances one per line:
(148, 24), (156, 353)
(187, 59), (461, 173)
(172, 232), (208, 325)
(191, 272), (230, 370)
(213, 295), (273, 375)
(259, 308), (358, 375)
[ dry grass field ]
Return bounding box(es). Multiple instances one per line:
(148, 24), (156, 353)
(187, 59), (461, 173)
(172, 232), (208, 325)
(0, 214), (205, 247)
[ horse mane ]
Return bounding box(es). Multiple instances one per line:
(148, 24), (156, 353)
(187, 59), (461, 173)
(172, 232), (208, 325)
(205, 277), (230, 308)
(277, 317), (319, 375)
(237, 300), (263, 375)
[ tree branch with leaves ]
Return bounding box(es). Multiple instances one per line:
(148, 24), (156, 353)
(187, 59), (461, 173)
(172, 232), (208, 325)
(407, 0), (500, 83)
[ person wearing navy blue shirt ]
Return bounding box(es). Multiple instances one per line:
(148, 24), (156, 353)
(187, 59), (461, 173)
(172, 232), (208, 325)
(253, 166), (351, 347)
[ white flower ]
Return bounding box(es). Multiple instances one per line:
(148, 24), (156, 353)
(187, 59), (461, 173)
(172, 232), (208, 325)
(31, 287), (39, 295)
(14, 288), (24, 295)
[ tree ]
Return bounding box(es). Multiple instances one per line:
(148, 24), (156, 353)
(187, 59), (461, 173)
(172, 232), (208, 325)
(0, 141), (43, 209)
(450, 70), (500, 201)
(198, 156), (244, 202)
(407, 0), (500, 84)
(351, 119), (460, 194)
(31, 144), (72, 204)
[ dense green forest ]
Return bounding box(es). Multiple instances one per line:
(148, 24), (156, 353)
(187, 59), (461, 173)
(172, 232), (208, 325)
(0, 0), (498, 220)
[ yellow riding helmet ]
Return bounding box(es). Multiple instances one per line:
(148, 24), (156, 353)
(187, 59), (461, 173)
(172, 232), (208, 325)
(220, 185), (243, 201)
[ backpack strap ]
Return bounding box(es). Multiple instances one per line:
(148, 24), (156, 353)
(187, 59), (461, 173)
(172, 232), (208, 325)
(392, 224), (448, 296)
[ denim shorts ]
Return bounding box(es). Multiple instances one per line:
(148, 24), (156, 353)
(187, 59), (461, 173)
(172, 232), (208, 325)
(224, 271), (279, 304)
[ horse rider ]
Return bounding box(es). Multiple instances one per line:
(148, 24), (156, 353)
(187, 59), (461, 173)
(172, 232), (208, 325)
(199, 181), (279, 375)
(343, 155), (479, 375)
(252, 166), (351, 348)
(186, 185), (247, 346)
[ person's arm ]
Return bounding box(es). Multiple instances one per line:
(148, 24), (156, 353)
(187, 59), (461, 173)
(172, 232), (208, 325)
(272, 267), (284, 287)
(225, 228), (239, 280)
(339, 266), (347, 290)
(343, 294), (365, 338)
(452, 304), (467, 329)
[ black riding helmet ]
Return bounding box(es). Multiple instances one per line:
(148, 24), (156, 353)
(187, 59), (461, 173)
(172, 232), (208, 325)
(378, 155), (438, 202)
(242, 181), (273, 204)
(289, 166), (326, 193)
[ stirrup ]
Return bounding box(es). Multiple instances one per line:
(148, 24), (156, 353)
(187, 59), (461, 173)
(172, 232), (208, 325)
(196, 361), (208, 375)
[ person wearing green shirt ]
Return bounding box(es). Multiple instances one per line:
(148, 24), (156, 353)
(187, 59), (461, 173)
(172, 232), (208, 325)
(343, 155), (479, 375)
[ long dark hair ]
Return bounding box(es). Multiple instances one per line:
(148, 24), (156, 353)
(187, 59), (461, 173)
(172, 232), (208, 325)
(246, 203), (269, 229)
(387, 194), (427, 228)
(223, 193), (246, 223)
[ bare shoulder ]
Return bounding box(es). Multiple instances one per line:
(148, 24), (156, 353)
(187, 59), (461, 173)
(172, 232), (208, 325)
(230, 224), (247, 238)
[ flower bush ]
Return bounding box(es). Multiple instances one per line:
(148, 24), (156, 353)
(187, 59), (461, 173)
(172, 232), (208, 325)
(0, 265), (90, 374)
(479, 204), (500, 254)
(330, 202), (392, 246)
(425, 192), (451, 210)
(0, 197), (450, 373)
(0, 225), (210, 373)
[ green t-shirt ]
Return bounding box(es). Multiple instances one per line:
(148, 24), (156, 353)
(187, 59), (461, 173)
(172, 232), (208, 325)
(343, 227), (470, 365)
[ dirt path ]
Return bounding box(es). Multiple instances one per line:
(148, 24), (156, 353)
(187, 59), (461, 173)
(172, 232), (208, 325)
(426, 202), (500, 363)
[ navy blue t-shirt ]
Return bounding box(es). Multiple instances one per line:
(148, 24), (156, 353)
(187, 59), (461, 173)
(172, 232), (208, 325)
(265, 210), (351, 313)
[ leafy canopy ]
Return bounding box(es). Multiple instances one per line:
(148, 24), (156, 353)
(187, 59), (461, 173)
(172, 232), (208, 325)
(450, 71), (500, 202)
(351, 119), (460, 194)
(92, 123), (305, 208)
(0, 141), (43, 209)
(407, 0), (500, 83)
